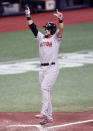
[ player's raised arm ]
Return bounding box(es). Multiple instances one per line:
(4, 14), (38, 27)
(54, 9), (64, 38)
(24, 5), (38, 37)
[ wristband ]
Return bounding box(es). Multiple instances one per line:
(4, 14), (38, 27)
(59, 19), (63, 23)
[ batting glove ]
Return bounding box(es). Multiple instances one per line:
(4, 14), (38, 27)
(54, 9), (63, 20)
(24, 5), (31, 19)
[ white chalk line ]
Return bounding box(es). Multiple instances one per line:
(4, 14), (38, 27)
(7, 119), (93, 131)
(47, 119), (93, 129)
(8, 124), (45, 131)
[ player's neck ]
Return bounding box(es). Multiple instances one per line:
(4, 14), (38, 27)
(45, 35), (52, 38)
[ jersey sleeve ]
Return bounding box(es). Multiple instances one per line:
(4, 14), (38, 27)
(36, 31), (44, 41)
(53, 34), (62, 43)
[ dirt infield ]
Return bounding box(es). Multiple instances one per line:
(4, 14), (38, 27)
(0, 111), (93, 131)
(0, 8), (93, 33)
(0, 8), (93, 131)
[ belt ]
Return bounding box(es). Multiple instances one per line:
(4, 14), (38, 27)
(41, 62), (55, 66)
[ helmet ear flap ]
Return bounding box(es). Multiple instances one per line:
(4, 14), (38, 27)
(50, 26), (57, 35)
(50, 30), (54, 35)
(50, 28), (56, 35)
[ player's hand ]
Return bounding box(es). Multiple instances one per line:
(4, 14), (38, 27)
(24, 5), (31, 18)
(54, 9), (63, 20)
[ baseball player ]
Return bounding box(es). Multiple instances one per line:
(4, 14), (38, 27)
(25, 6), (64, 125)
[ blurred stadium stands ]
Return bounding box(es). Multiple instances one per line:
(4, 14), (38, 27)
(0, 0), (93, 17)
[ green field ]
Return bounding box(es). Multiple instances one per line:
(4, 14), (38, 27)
(0, 23), (93, 112)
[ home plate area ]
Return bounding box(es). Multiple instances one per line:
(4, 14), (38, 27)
(0, 111), (93, 131)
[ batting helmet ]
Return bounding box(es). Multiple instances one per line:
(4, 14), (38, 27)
(43, 22), (57, 35)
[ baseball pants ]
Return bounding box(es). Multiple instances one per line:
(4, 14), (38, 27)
(39, 64), (59, 120)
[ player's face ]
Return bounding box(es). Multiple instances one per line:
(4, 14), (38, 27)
(45, 29), (51, 37)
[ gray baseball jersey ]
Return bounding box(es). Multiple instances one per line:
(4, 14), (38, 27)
(37, 31), (62, 64)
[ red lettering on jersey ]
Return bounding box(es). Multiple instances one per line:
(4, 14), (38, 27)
(40, 42), (52, 47)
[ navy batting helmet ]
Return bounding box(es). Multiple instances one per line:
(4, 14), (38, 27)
(43, 22), (57, 35)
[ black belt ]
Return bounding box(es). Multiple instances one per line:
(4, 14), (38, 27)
(41, 62), (55, 66)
